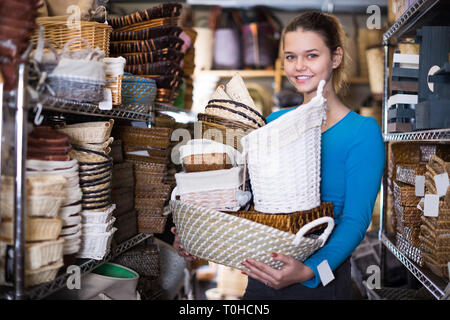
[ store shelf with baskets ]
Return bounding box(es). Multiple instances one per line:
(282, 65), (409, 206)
(382, 0), (449, 42)
(379, 232), (449, 300)
(36, 94), (154, 122)
(0, 233), (152, 300)
(383, 128), (450, 142)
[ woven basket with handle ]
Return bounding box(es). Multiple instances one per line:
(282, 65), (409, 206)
(171, 200), (334, 271)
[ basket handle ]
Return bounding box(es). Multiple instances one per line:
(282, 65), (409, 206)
(292, 216), (334, 247)
(63, 37), (92, 53)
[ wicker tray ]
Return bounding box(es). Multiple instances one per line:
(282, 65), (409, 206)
(231, 202), (334, 235)
(137, 213), (167, 234)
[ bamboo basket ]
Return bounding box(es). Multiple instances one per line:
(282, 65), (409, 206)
(123, 154), (168, 165)
(137, 213), (167, 234)
(120, 48), (184, 66)
(32, 17), (112, 56)
(117, 126), (171, 149)
(231, 203), (334, 234)
(120, 75), (156, 109)
(106, 75), (122, 106)
(132, 161), (167, 174)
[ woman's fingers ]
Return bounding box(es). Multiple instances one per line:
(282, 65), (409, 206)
(241, 259), (278, 285)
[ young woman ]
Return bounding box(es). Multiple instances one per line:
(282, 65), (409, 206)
(172, 11), (385, 300)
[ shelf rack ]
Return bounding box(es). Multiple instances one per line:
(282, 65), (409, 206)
(379, 0), (449, 300)
(1, 233), (152, 300)
(36, 94), (154, 123)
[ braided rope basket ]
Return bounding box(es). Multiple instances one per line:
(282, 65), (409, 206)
(170, 200), (334, 271)
(240, 80), (327, 213)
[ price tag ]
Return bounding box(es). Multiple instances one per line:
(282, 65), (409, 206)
(434, 173), (449, 197)
(424, 194), (439, 217)
(317, 260), (335, 287)
(415, 175), (425, 197)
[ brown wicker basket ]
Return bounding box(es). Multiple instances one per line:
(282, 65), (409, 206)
(113, 17), (179, 32)
(230, 202), (334, 235)
(422, 252), (449, 279)
(394, 201), (422, 226)
(420, 223), (450, 248)
(124, 154), (169, 165)
(135, 172), (165, 186)
(135, 184), (171, 200)
(116, 126), (171, 149)
(137, 213), (167, 234)
(131, 161), (167, 174)
(111, 26), (182, 41)
(32, 18), (112, 56)
(183, 154), (233, 173)
(135, 197), (166, 211)
(155, 88), (178, 104)
(111, 37), (184, 54)
(106, 75), (122, 106)
(120, 48), (184, 66)
(396, 164), (427, 186)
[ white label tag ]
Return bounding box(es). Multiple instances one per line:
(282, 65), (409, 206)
(415, 175), (425, 197)
(98, 88), (113, 110)
(424, 194), (439, 217)
(317, 260), (335, 287)
(434, 173), (449, 197)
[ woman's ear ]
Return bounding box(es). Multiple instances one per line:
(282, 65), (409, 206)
(332, 47), (343, 69)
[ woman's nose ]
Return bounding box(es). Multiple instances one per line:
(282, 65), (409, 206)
(295, 57), (307, 71)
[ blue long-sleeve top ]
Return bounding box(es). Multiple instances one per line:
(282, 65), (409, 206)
(266, 108), (385, 288)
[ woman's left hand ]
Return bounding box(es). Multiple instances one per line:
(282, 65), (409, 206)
(241, 253), (314, 290)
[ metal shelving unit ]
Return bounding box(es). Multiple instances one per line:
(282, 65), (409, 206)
(379, 0), (449, 300)
(1, 233), (152, 300)
(36, 94), (154, 123)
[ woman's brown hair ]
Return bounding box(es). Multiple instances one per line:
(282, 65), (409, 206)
(284, 11), (349, 95)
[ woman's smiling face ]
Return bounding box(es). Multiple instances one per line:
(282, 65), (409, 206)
(284, 28), (338, 99)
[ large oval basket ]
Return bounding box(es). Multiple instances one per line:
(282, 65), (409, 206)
(170, 200), (334, 271)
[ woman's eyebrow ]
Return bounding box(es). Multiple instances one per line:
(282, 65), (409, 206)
(284, 49), (319, 54)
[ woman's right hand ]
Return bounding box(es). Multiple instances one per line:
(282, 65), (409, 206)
(171, 226), (199, 262)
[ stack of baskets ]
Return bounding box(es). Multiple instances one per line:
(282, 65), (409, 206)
(111, 141), (138, 244)
(419, 155), (450, 279)
(109, 3), (184, 104)
(114, 125), (173, 234)
(170, 78), (336, 272)
(180, 28), (197, 110)
(25, 126), (83, 264)
(0, 174), (66, 287)
(57, 120), (117, 260)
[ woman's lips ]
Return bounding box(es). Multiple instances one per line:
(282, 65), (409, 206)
(294, 75), (313, 84)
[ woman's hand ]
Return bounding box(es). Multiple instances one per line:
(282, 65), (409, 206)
(171, 226), (200, 262)
(241, 253), (314, 290)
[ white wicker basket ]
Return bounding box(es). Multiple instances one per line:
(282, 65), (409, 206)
(240, 80), (327, 213)
(82, 216), (116, 234)
(61, 223), (82, 236)
(1, 191), (66, 218)
(80, 204), (116, 224)
(56, 120), (114, 144)
(77, 227), (117, 260)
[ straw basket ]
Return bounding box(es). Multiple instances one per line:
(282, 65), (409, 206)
(207, 99), (266, 128)
(171, 200), (334, 271)
(240, 80), (327, 213)
(32, 17), (112, 56)
(25, 260), (64, 287)
(57, 120), (114, 144)
(117, 126), (171, 149)
(0, 218), (62, 242)
(135, 184), (171, 200)
(205, 104), (260, 129)
(25, 238), (64, 270)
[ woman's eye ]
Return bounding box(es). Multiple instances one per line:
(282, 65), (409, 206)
(285, 55), (295, 61)
(307, 54), (318, 59)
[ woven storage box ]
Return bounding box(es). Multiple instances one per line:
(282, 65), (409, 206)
(231, 202), (334, 235)
(111, 26), (182, 41)
(240, 80), (327, 213)
(117, 126), (171, 149)
(113, 210), (138, 243)
(135, 184), (171, 200)
(135, 198), (166, 211)
(137, 213), (167, 234)
(32, 18), (112, 56)
(124, 154), (168, 165)
(135, 172), (165, 186)
(113, 243), (160, 278)
(133, 161), (167, 174)
(57, 120), (114, 144)
(396, 164), (427, 186)
(171, 200), (334, 271)
(393, 181), (421, 207)
(394, 201), (423, 226)
(0, 218), (63, 242)
(121, 74), (156, 108)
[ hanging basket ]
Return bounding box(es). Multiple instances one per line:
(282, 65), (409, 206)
(171, 200), (334, 271)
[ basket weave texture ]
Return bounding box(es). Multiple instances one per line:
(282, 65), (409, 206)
(121, 75), (156, 107)
(113, 243), (160, 278)
(170, 200), (334, 271)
